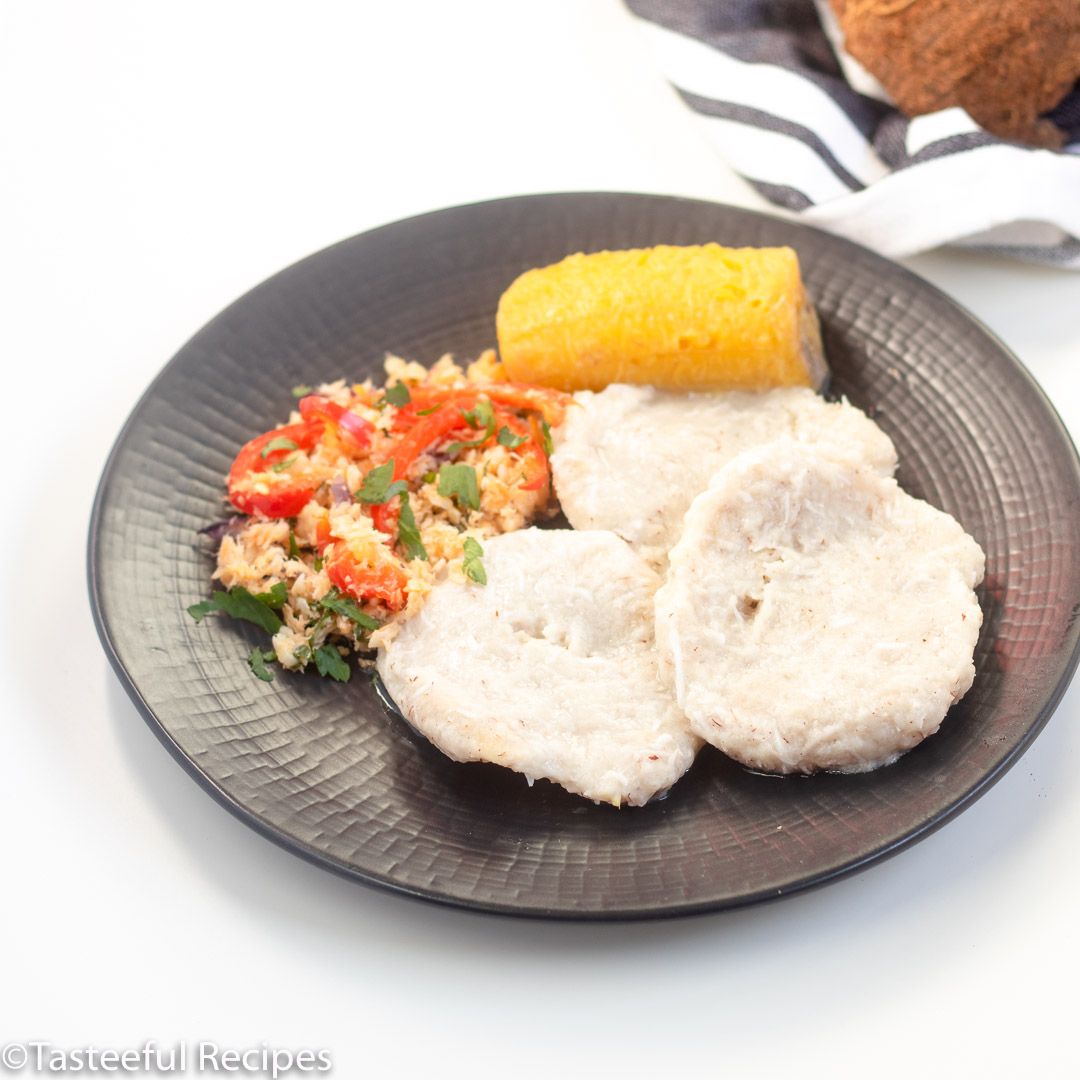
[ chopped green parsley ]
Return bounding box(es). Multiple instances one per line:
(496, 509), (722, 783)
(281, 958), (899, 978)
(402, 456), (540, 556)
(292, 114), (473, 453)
(541, 419), (553, 456)
(260, 436), (298, 459)
(248, 647), (278, 682)
(396, 494), (429, 562)
(445, 400), (497, 455)
(314, 644), (350, 682)
(462, 536), (486, 584)
(461, 399), (495, 429)
(496, 426), (527, 449)
(438, 464), (480, 511)
(383, 381), (411, 407)
(355, 459), (407, 505)
(187, 584), (286, 634)
(317, 587), (381, 631)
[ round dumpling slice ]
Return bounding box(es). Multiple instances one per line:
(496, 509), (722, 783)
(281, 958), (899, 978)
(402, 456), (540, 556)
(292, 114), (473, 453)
(377, 528), (700, 806)
(654, 440), (985, 774)
(550, 384), (897, 571)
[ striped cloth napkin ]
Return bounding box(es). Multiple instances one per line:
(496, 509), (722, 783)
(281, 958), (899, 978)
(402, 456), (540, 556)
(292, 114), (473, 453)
(627, 0), (1080, 268)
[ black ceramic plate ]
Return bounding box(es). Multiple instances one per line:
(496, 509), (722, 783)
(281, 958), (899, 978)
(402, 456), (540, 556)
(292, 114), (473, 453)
(89, 193), (1080, 919)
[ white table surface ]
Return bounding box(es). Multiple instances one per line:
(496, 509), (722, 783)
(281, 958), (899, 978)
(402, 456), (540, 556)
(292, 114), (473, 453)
(3, 3), (1079, 1079)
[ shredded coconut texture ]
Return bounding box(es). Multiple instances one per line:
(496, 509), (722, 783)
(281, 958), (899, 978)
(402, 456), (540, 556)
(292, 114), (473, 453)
(654, 439), (985, 774)
(377, 529), (701, 806)
(550, 384), (897, 570)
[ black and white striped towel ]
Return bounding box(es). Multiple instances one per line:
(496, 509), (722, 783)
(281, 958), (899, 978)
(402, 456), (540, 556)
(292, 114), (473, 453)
(627, 0), (1080, 268)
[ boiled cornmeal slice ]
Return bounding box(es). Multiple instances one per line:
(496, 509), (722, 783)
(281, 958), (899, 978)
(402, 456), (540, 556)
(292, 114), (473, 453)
(654, 439), (985, 775)
(376, 528), (700, 806)
(550, 384), (898, 571)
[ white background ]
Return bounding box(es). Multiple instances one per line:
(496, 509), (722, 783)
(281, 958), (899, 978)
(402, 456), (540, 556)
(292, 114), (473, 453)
(3, 3), (1079, 1079)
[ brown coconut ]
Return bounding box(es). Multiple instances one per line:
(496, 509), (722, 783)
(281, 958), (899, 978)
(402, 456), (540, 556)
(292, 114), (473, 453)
(830, 0), (1080, 148)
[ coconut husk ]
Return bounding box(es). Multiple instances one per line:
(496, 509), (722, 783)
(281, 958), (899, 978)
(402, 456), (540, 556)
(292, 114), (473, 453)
(830, 0), (1080, 148)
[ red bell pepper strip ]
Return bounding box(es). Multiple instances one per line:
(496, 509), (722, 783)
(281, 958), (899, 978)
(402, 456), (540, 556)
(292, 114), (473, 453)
(228, 421), (321, 519)
(491, 407), (548, 492)
(369, 406), (477, 536)
(326, 556), (408, 610)
(370, 503), (397, 539)
(520, 414), (550, 491)
(298, 395), (375, 450)
(370, 389), (560, 533)
(314, 514), (334, 555)
(316, 513), (409, 610)
(401, 383), (571, 426)
(386, 402), (478, 473)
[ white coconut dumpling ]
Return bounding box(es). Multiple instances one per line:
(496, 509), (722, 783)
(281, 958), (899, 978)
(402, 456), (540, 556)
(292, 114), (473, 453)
(549, 384), (898, 570)
(376, 528), (700, 806)
(654, 440), (985, 775)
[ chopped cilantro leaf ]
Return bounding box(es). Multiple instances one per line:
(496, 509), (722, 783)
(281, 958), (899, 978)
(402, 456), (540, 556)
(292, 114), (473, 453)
(248, 647), (277, 682)
(186, 598), (220, 623)
(313, 556), (324, 572)
(291, 384), (314, 397)
(308, 608), (331, 638)
(438, 464), (480, 510)
(416, 403), (443, 416)
(383, 382), (411, 407)
(288, 531), (301, 560)
(421, 471), (437, 484)
(541, 419), (553, 456)
(260, 436), (299, 459)
(355, 459), (408, 505)
(314, 644), (351, 682)
(444, 432), (491, 455)
(497, 426), (527, 449)
(397, 494), (429, 562)
(461, 400), (495, 429)
(445, 401), (497, 455)
(187, 585), (285, 633)
(318, 587), (381, 631)
(462, 536), (486, 585)
(252, 582), (287, 608)
(270, 455), (297, 473)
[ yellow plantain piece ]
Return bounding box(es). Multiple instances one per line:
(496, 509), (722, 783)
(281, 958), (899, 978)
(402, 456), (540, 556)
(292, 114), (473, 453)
(496, 244), (827, 393)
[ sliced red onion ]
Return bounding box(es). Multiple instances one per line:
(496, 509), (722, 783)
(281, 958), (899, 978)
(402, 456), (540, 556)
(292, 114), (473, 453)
(197, 516), (248, 543)
(338, 409), (375, 446)
(330, 476), (353, 505)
